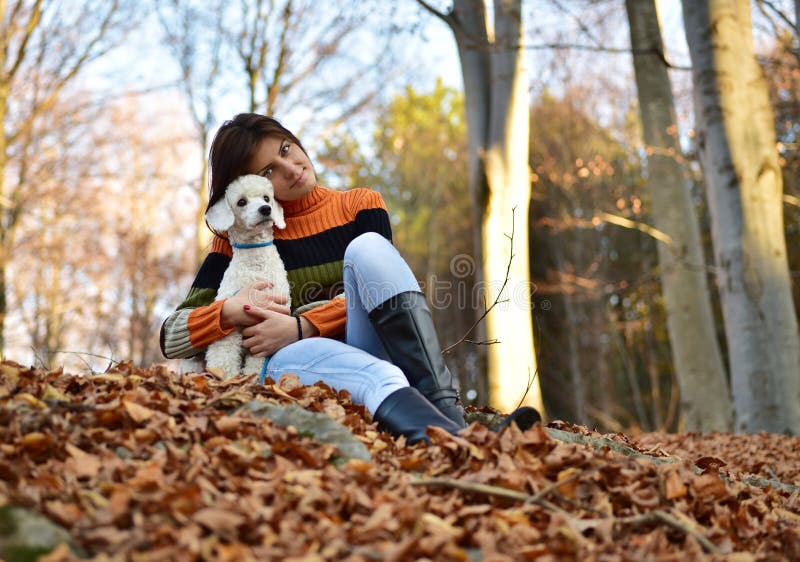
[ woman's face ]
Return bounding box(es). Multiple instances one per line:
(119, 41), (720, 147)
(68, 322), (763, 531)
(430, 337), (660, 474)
(247, 135), (317, 201)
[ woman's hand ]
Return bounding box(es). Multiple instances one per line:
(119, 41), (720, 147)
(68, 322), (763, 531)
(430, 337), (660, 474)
(240, 307), (298, 357)
(221, 280), (290, 328)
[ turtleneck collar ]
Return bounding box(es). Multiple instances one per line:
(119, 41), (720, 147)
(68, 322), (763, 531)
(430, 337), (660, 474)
(279, 185), (329, 216)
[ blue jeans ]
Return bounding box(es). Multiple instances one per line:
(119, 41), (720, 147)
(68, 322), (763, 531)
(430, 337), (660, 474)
(264, 233), (422, 414)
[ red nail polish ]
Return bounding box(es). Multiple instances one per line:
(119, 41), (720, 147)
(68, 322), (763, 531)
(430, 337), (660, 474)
(244, 305), (251, 311)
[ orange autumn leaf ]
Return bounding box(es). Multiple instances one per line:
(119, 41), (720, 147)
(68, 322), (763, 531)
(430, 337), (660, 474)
(663, 469), (688, 500)
(2, 361), (799, 561)
(65, 443), (101, 480)
(45, 500), (84, 527)
(556, 467), (582, 499)
(193, 507), (246, 536)
(123, 399), (157, 423)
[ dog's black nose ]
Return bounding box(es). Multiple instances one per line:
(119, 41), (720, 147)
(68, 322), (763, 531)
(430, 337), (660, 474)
(259, 205), (271, 216)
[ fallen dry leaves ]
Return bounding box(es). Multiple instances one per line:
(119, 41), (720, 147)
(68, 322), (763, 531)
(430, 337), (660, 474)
(0, 360), (799, 561)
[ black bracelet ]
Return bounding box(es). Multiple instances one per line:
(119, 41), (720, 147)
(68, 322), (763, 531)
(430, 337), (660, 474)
(296, 315), (303, 341)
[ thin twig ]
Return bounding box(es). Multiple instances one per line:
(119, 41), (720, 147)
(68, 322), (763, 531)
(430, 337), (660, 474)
(411, 475), (720, 554)
(617, 510), (720, 554)
(459, 338), (500, 347)
(461, 42), (692, 71)
(443, 207), (517, 354)
(513, 367), (539, 410)
(756, 0), (796, 33)
(527, 463), (607, 504)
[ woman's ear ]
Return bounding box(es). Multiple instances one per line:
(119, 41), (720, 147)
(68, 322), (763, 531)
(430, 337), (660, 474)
(205, 197), (234, 232)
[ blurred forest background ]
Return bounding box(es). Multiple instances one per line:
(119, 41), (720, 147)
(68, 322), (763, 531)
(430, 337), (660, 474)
(4, 0), (800, 434)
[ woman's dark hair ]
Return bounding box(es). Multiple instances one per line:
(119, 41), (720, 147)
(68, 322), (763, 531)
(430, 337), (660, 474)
(206, 113), (307, 219)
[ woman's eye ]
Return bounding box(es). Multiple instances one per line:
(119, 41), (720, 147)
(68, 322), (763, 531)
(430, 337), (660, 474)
(281, 144), (290, 155)
(237, 198), (247, 207)
(263, 195), (270, 202)
(262, 169), (273, 178)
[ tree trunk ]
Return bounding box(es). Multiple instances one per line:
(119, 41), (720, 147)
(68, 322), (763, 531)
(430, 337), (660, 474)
(482, 0), (539, 413)
(446, 0), (541, 414)
(796, 0), (800, 38)
(626, 0), (732, 431)
(683, 0), (800, 434)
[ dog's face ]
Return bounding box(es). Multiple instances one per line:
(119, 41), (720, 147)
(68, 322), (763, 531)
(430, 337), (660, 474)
(206, 174), (286, 234)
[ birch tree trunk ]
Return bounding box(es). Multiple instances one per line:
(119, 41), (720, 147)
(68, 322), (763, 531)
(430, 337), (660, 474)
(683, 0), (800, 434)
(626, 0), (732, 431)
(418, 0), (541, 414)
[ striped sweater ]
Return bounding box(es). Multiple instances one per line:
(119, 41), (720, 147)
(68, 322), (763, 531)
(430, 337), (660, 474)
(160, 186), (392, 359)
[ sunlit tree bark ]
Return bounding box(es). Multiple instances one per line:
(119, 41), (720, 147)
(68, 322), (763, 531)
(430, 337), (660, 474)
(626, 0), (732, 431)
(683, 0), (800, 433)
(417, 0), (542, 415)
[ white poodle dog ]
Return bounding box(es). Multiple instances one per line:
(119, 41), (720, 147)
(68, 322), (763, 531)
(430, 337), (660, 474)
(203, 174), (291, 379)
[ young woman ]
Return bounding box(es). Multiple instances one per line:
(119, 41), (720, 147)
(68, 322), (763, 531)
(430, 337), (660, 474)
(160, 113), (538, 443)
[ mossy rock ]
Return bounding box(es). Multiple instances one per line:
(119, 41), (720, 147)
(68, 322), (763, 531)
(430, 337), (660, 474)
(0, 505), (82, 561)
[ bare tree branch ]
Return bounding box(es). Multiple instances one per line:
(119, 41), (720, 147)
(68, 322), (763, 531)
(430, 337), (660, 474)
(415, 0), (455, 29)
(443, 206), (518, 354)
(756, 0), (797, 32)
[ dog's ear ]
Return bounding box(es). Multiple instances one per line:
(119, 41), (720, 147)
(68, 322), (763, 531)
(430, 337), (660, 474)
(206, 197), (234, 232)
(272, 199), (286, 229)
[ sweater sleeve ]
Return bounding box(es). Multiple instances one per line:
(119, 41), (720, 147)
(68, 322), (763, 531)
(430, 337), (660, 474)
(159, 236), (234, 359)
(299, 295), (347, 339)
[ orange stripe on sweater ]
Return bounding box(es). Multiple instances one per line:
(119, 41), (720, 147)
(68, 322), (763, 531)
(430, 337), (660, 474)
(277, 188), (387, 241)
(211, 236), (233, 257)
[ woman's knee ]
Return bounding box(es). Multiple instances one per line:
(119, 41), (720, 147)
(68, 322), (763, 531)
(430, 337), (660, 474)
(343, 233), (419, 309)
(344, 232), (391, 263)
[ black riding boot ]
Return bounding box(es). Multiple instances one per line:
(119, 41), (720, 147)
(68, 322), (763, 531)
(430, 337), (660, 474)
(373, 387), (464, 445)
(368, 291), (467, 428)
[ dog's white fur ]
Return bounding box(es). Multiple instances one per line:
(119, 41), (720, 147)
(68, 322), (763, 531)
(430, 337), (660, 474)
(203, 174), (291, 379)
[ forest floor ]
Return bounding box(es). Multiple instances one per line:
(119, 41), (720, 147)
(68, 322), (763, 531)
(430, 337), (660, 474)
(0, 360), (798, 561)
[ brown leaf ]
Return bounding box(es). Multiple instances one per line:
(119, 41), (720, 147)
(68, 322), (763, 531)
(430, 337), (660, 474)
(556, 467), (582, 499)
(128, 463), (165, 492)
(0, 361), (23, 387)
(277, 373), (302, 391)
(166, 483), (204, 517)
(193, 507), (246, 536)
(663, 468), (688, 500)
(205, 367), (226, 380)
(214, 415), (243, 435)
(21, 431), (53, 453)
(123, 399), (157, 423)
(42, 384), (70, 402)
(15, 393), (47, 409)
(45, 500), (84, 527)
(36, 543), (75, 562)
(65, 443), (101, 480)
(695, 456), (727, 474)
(691, 472), (728, 500)
(109, 486), (132, 522)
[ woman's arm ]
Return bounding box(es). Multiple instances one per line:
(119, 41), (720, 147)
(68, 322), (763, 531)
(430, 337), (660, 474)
(160, 235), (288, 359)
(240, 306), (320, 357)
